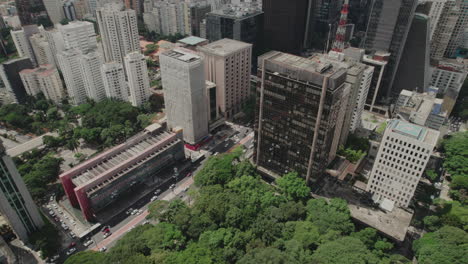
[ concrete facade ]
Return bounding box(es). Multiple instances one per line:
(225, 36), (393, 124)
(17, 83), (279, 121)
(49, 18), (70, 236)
(160, 48), (209, 145)
(124, 52), (151, 107)
(19, 64), (65, 104)
(198, 39), (252, 119)
(366, 120), (439, 208)
(101, 62), (128, 101)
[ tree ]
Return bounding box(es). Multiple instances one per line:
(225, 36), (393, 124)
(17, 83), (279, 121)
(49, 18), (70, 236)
(164, 243), (214, 264)
(194, 154), (237, 186)
(64, 251), (106, 264)
(413, 226), (468, 264)
(237, 247), (292, 264)
(275, 172), (310, 201)
(423, 215), (441, 231)
(311, 237), (379, 264)
(306, 198), (354, 235)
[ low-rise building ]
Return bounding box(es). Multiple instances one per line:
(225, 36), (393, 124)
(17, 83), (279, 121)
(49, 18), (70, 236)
(59, 124), (185, 221)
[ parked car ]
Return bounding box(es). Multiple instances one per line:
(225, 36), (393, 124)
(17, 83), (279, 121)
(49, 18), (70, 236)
(70, 232), (76, 239)
(68, 242), (76, 248)
(99, 246), (107, 252)
(66, 248), (76, 255)
(83, 240), (93, 247)
(103, 232), (112, 239)
(48, 210), (55, 216)
(154, 189), (161, 195)
(142, 220), (150, 225)
(136, 209), (143, 215)
(150, 196), (158, 202)
(50, 255), (59, 262)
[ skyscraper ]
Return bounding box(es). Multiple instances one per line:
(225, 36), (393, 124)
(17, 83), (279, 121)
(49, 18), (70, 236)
(255, 51), (350, 182)
(444, 0), (468, 58)
(364, 0), (418, 100)
(42, 0), (65, 24)
(10, 25), (41, 66)
(57, 21), (98, 53)
(198, 39), (252, 119)
(80, 51), (106, 102)
(57, 49), (87, 105)
(262, 0), (309, 54)
(160, 48), (209, 145)
(0, 140), (44, 242)
(393, 13), (431, 94)
(429, 0), (458, 61)
(29, 33), (55, 66)
(14, 0), (48, 25)
(366, 119), (439, 208)
(97, 3), (139, 64)
(101, 62), (128, 101)
(124, 52), (151, 107)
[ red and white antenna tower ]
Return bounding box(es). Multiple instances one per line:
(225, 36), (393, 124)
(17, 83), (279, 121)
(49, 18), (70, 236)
(331, 0), (349, 52)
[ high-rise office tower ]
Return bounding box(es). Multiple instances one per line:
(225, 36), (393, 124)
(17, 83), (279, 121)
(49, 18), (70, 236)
(198, 39), (252, 119)
(0, 58), (33, 103)
(189, 1), (211, 37)
(43, 0), (65, 24)
(80, 51), (106, 102)
(57, 21), (98, 53)
(0, 141), (44, 242)
(205, 4), (263, 58)
(366, 119), (439, 208)
(101, 62), (128, 101)
(19, 64), (65, 104)
(57, 49), (87, 105)
(63, 0), (78, 21)
(430, 0), (458, 61)
(97, 3), (139, 64)
(160, 48), (209, 145)
(14, 0), (48, 25)
(262, 0), (309, 54)
(444, 0), (468, 58)
(124, 52), (151, 107)
(306, 0), (343, 49)
(29, 33), (55, 66)
(143, 1), (191, 36)
(364, 0), (418, 100)
(419, 0), (447, 40)
(255, 51), (350, 182)
(393, 13), (431, 94)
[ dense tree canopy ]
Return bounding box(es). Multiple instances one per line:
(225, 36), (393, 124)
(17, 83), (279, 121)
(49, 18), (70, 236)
(441, 132), (468, 202)
(64, 153), (413, 264)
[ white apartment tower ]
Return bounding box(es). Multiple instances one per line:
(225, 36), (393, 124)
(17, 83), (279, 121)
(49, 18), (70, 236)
(366, 120), (439, 208)
(124, 52), (151, 107)
(58, 49), (87, 105)
(351, 66), (374, 132)
(19, 65), (65, 104)
(80, 51), (107, 102)
(198, 38), (252, 119)
(160, 48), (209, 145)
(10, 28), (37, 66)
(101, 62), (128, 101)
(97, 3), (139, 64)
(57, 21), (98, 52)
(43, 29), (66, 68)
(29, 34), (55, 66)
(144, 1), (191, 36)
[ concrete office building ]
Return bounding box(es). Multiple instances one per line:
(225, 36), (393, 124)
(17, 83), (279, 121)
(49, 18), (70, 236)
(57, 49), (87, 105)
(255, 51), (350, 183)
(395, 89), (448, 130)
(444, 0), (468, 58)
(419, 0), (447, 40)
(144, 1), (191, 36)
(0, 141), (43, 242)
(364, 0), (418, 100)
(80, 51), (106, 102)
(393, 13), (431, 95)
(205, 4), (263, 57)
(124, 52), (151, 107)
(97, 3), (139, 64)
(43, 0), (65, 24)
(101, 62), (128, 101)
(366, 120), (439, 208)
(19, 65), (65, 104)
(430, 60), (468, 94)
(0, 58), (33, 103)
(262, 0), (309, 54)
(160, 48), (209, 145)
(57, 21), (98, 52)
(198, 39), (252, 119)
(29, 33), (55, 66)
(59, 124), (185, 221)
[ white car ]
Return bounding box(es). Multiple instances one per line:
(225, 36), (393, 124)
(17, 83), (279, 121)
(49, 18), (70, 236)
(48, 210), (55, 216)
(99, 246), (107, 252)
(62, 224), (69, 230)
(66, 248), (76, 255)
(150, 196), (158, 202)
(136, 209), (143, 215)
(83, 240), (93, 247)
(50, 255), (59, 262)
(103, 232), (112, 239)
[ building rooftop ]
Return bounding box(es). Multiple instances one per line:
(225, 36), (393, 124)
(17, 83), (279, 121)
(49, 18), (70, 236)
(178, 36), (207, 46)
(163, 48), (201, 63)
(210, 3), (263, 19)
(66, 128), (180, 192)
(198, 38), (251, 56)
(387, 120), (439, 145)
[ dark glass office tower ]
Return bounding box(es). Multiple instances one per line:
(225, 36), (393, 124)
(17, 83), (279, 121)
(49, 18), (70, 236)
(255, 51), (349, 182)
(262, 0), (309, 55)
(0, 141), (43, 242)
(15, 0), (48, 25)
(364, 0), (418, 102)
